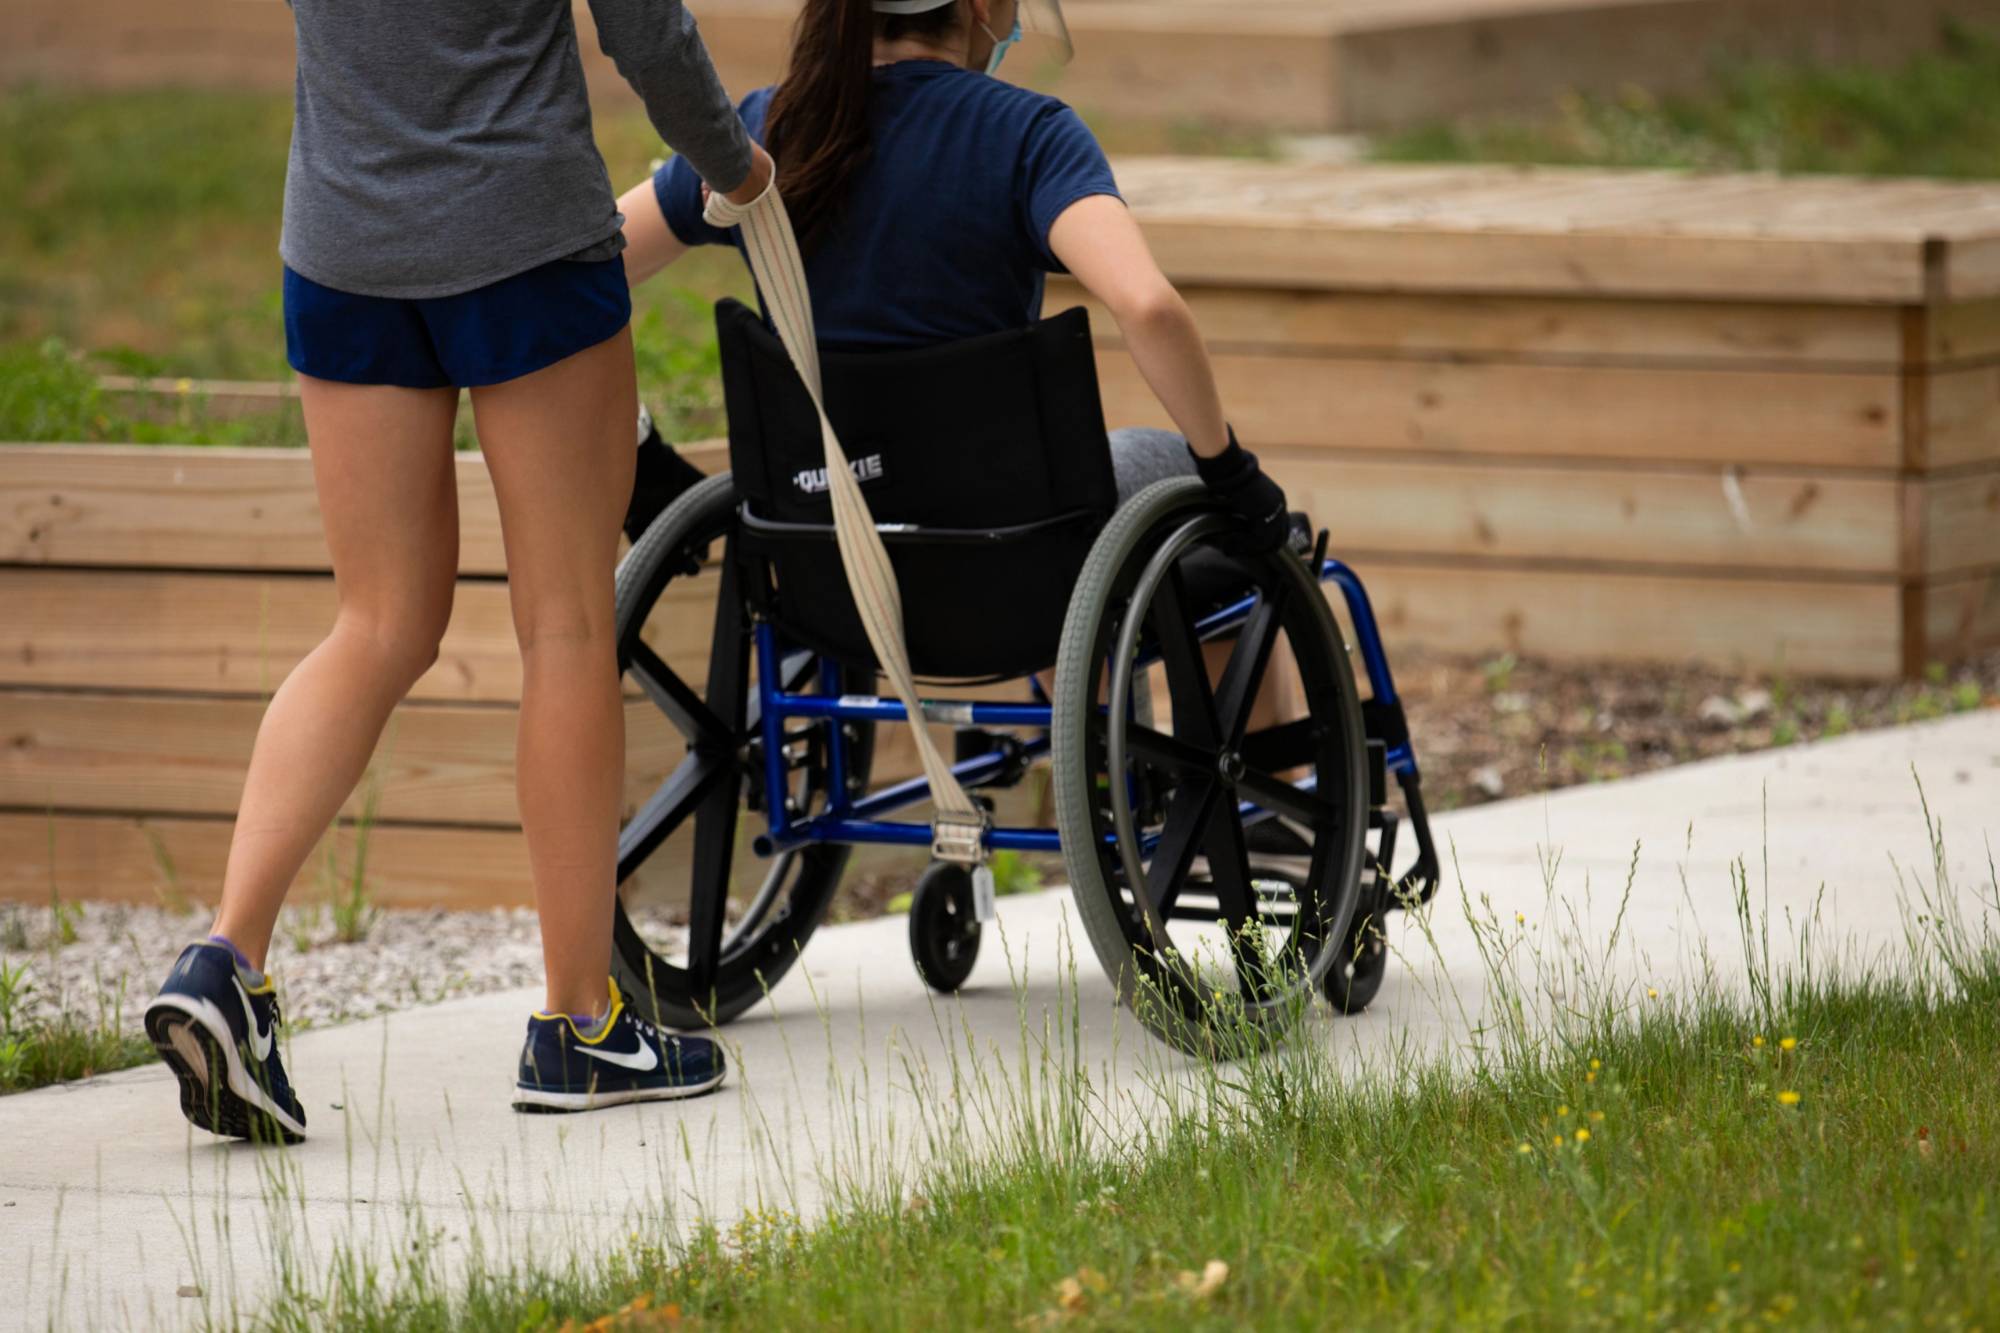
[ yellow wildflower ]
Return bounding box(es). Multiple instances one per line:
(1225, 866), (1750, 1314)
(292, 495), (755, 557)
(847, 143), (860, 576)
(1585, 1071), (1597, 1084)
(1647, 987), (1659, 999)
(1558, 1105), (1571, 1117)
(1780, 1036), (1797, 1052)
(1517, 1142), (1533, 1154)
(1777, 1090), (1801, 1106)
(1589, 1059), (1601, 1071)
(1589, 1110), (1605, 1122)
(1575, 1128), (1591, 1143)
(1752, 1035), (1765, 1048)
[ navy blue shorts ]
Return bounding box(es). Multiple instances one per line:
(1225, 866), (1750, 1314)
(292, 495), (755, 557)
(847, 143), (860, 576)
(283, 254), (632, 389)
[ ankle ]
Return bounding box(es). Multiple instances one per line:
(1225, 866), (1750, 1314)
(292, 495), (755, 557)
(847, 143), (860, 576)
(207, 931), (267, 975)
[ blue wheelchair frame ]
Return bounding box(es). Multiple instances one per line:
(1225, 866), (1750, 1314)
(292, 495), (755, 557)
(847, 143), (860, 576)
(749, 556), (1435, 902)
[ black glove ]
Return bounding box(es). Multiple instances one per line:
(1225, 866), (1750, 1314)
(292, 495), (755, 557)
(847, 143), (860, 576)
(1191, 428), (1291, 555)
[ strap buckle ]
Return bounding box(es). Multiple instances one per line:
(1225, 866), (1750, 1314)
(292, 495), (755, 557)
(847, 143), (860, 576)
(930, 809), (989, 866)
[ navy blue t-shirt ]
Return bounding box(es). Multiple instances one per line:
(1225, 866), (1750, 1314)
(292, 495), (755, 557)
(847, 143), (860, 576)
(654, 60), (1120, 350)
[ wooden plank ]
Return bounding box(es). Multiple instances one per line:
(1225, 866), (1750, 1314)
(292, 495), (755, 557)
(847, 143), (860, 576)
(0, 812), (541, 912)
(1048, 281), (1906, 368)
(1948, 235), (2000, 304)
(1924, 569), (2000, 665)
(0, 442), (729, 575)
(1929, 299), (2000, 365)
(1270, 451), (1902, 575)
(1344, 560), (1902, 679)
(0, 568), (720, 701)
(1924, 469), (2000, 578)
(0, 691), (682, 826)
(1133, 216), (1930, 304)
(1094, 349), (1903, 469)
(5, 783), (721, 917)
(1928, 366), (2000, 469)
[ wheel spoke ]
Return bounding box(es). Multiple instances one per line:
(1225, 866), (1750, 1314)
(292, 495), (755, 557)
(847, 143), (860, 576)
(628, 640), (725, 743)
(1124, 723), (1214, 778)
(1202, 799), (1274, 1001)
(686, 544), (752, 1004)
(616, 752), (729, 882)
(1234, 767), (1336, 832)
(1213, 583), (1288, 746)
(1241, 718), (1316, 774)
(1147, 564), (1223, 749)
(1145, 779), (1221, 920)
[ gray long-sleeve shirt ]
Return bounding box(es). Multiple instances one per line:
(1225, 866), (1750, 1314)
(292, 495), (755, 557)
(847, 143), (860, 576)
(280, 0), (753, 299)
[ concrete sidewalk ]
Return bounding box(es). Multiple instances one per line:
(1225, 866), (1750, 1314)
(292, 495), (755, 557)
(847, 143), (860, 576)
(5, 712), (1996, 1330)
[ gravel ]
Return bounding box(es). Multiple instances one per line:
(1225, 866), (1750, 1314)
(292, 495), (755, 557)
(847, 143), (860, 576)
(1, 902), (559, 1037)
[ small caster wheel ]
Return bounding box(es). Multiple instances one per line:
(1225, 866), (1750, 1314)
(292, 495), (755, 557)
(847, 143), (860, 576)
(1324, 910), (1388, 1015)
(909, 861), (982, 993)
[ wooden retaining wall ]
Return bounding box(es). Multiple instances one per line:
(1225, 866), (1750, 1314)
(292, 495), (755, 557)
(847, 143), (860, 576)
(5, 161), (2000, 911)
(1059, 159), (2000, 680)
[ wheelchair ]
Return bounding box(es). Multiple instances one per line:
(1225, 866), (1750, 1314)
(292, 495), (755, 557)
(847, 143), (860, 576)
(609, 297), (1438, 1052)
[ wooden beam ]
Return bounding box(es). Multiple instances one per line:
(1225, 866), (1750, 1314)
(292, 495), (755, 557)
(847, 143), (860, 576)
(1095, 350), (1903, 469)
(1927, 366), (2000, 469)
(0, 691), (682, 827)
(0, 811), (540, 912)
(1928, 298), (2000, 366)
(1923, 468), (2000, 578)
(1049, 281), (1908, 369)
(1342, 560), (1903, 679)
(0, 568), (721, 701)
(1272, 451), (1903, 576)
(0, 442), (728, 575)
(1923, 569), (2000, 665)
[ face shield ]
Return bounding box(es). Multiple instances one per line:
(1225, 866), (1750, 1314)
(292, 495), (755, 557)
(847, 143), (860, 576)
(871, 0), (1074, 71)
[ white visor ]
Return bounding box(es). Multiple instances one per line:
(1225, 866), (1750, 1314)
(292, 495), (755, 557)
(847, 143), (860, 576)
(870, 0), (1073, 66)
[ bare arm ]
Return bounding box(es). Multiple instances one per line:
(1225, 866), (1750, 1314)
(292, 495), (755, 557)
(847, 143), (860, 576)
(1046, 195), (1229, 458)
(617, 176), (692, 288)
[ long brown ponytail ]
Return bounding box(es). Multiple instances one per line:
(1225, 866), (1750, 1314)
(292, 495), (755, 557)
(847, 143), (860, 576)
(765, 0), (962, 251)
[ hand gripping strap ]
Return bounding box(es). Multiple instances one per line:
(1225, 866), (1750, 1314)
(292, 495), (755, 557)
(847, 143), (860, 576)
(704, 182), (986, 860)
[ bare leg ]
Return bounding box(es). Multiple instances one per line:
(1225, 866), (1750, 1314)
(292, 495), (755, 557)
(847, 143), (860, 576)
(210, 380), (460, 969)
(471, 329), (638, 1018)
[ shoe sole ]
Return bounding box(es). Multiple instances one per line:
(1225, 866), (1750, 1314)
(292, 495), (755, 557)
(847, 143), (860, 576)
(511, 1069), (727, 1114)
(144, 995), (307, 1145)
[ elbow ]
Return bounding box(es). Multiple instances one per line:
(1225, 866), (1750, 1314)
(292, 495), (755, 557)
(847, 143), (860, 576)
(1115, 281), (1190, 338)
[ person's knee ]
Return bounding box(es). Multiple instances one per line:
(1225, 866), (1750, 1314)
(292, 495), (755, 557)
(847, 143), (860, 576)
(333, 592), (454, 691)
(510, 598), (613, 659)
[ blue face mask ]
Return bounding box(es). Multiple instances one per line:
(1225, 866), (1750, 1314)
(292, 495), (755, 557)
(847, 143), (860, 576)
(981, 13), (1023, 75)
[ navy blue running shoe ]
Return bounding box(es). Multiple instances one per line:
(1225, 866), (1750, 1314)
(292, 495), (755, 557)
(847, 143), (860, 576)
(512, 980), (726, 1113)
(143, 942), (308, 1144)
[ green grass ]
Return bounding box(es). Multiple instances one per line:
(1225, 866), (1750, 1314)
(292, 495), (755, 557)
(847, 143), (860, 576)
(1374, 22), (2000, 179)
(0, 85), (753, 443)
(221, 796), (2000, 1331)
(0, 956), (153, 1094)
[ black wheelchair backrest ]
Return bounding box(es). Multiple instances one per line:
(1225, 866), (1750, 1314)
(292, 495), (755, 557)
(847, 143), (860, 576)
(717, 296), (1117, 679)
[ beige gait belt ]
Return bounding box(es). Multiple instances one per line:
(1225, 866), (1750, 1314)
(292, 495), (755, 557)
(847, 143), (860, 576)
(703, 180), (992, 888)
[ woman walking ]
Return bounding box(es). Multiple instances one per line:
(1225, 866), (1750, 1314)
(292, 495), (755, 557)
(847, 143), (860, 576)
(143, 0), (772, 1142)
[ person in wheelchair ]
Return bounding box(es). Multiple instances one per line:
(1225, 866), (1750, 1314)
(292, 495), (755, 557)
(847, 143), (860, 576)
(617, 0), (1311, 840)
(601, 0), (1434, 1047)
(619, 0), (1290, 548)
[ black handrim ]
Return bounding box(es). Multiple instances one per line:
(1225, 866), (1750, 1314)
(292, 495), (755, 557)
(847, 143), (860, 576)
(1082, 512), (1368, 1031)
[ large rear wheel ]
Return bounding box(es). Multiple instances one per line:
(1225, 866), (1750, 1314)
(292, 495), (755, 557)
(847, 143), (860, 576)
(1052, 479), (1370, 1054)
(612, 473), (875, 1029)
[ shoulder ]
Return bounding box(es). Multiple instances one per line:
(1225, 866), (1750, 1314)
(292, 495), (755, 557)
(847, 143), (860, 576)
(739, 85), (777, 140)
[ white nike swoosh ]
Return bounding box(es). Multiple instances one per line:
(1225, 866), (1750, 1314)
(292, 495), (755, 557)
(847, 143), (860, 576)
(232, 977), (274, 1062)
(577, 1039), (659, 1073)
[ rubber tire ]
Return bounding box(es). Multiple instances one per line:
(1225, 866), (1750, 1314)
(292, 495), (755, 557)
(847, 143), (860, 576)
(1051, 478), (1372, 1054)
(1323, 909), (1388, 1015)
(611, 472), (870, 1030)
(908, 862), (982, 993)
